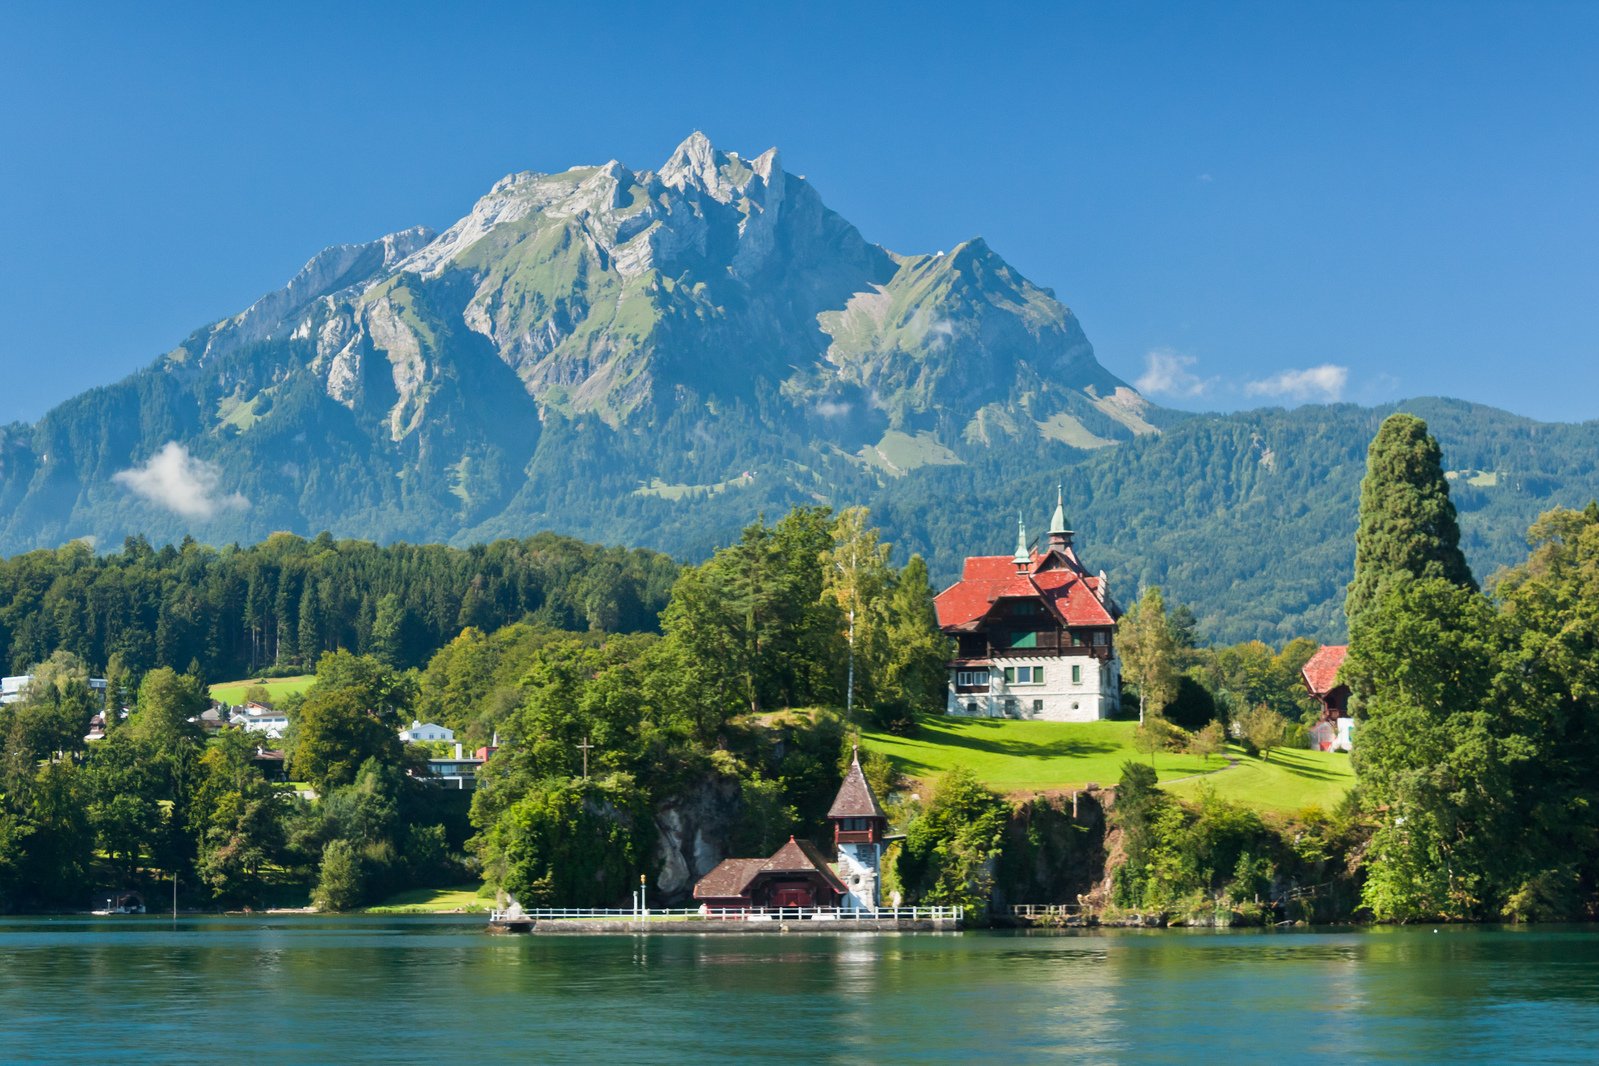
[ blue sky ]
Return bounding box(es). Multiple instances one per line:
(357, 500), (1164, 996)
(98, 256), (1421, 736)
(2, 1), (1596, 424)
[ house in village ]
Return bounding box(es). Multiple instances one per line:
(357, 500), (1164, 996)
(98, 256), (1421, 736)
(233, 703), (290, 739)
(1302, 644), (1355, 752)
(401, 720), (455, 743)
(934, 490), (1121, 722)
(2, 674), (110, 706)
(694, 749), (888, 912)
(422, 743), (488, 789)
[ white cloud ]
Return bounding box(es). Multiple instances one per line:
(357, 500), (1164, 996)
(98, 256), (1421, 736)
(113, 442), (250, 519)
(1197, 172), (1214, 183)
(1134, 348), (1212, 398)
(1244, 364), (1349, 402)
(814, 400), (853, 418)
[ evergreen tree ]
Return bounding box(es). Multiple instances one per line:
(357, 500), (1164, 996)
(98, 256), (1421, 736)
(1345, 413), (1475, 633)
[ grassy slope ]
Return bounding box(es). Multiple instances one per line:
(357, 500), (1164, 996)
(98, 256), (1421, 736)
(363, 885), (492, 914)
(861, 717), (1354, 815)
(1165, 744), (1356, 814)
(208, 675), (315, 705)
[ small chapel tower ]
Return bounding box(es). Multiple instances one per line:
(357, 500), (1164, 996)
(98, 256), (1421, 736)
(829, 747), (888, 911)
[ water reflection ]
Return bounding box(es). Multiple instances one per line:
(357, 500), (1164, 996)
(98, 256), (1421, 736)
(2, 920), (1598, 1063)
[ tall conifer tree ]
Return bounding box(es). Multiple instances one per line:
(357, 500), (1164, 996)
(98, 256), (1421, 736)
(1345, 413), (1475, 632)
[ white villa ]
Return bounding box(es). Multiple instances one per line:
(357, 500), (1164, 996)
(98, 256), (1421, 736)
(934, 490), (1122, 722)
(400, 720), (455, 743)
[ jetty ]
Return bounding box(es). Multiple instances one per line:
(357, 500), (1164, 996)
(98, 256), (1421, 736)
(488, 905), (964, 934)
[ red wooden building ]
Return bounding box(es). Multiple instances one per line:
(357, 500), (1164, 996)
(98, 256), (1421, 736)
(694, 749), (888, 911)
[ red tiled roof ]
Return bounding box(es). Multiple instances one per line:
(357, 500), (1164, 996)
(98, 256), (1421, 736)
(1302, 645), (1349, 696)
(933, 551), (1116, 630)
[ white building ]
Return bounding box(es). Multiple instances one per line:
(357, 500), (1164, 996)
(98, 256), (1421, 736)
(2, 674), (109, 705)
(234, 706), (290, 739)
(933, 491), (1122, 722)
(400, 720), (454, 743)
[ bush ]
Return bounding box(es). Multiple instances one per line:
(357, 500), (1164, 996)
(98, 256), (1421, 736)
(868, 696), (919, 737)
(313, 839), (365, 912)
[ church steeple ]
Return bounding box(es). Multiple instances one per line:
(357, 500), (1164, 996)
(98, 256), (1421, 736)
(1013, 512), (1030, 570)
(1049, 484), (1074, 551)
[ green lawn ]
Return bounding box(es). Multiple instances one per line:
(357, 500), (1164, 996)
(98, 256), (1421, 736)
(862, 717), (1214, 793)
(1165, 744), (1356, 815)
(209, 674), (315, 706)
(364, 884), (492, 914)
(861, 717), (1355, 815)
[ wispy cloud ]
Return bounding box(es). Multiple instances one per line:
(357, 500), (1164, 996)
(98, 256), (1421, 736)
(113, 442), (250, 518)
(1135, 349), (1212, 398)
(1244, 364), (1349, 402)
(814, 400), (853, 419)
(1196, 172), (1214, 183)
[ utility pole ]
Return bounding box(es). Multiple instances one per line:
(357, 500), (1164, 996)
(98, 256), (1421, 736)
(577, 735), (593, 781)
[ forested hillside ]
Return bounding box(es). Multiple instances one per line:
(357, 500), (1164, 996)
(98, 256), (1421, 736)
(0, 532), (677, 680)
(874, 397), (1599, 644)
(0, 137), (1594, 644)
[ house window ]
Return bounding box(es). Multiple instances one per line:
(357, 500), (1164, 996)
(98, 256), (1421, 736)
(1004, 698), (1018, 717)
(1092, 630), (1109, 647)
(1072, 664), (1082, 685)
(956, 669), (990, 687)
(1032, 699), (1044, 715)
(965, 701), (979, 715)
(1007, 666), (1045, 685)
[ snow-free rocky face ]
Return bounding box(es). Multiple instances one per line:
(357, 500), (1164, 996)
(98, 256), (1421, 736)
(0, 133), (1158, 556)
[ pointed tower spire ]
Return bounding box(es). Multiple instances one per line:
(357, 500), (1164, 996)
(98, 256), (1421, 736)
(1049, 484), (1074, 551)
(1013, 512), (1030, 569)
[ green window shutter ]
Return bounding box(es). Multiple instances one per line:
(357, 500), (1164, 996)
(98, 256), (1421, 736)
(1035, 667), (1044, 685)
(1004, 667), (1015, 684)
(1072, 664), (1081, 684)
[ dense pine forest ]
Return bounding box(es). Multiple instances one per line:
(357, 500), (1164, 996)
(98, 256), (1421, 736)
(0, 531), (678, 680)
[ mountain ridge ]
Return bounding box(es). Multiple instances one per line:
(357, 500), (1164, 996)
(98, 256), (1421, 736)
(3, 135), (1597, 644)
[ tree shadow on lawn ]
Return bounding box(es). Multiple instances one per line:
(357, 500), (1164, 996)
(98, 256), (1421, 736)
(910, 719), (1122, 762)
(1260, 751), (1350, 782)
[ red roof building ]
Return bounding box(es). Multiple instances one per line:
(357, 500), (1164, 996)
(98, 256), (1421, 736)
(1301, 645), (1354, 752)
(933, 490), (1122, 721)
(694, 749), (888, 912)
(1301, 645), (1349, 712)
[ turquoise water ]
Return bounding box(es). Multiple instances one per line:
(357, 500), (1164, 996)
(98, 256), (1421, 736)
(1, 918), (1597, 1063)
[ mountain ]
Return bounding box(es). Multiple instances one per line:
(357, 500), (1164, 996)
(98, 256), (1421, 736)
(0, 133), (1159, 552)
(3, 134), (1597, 644)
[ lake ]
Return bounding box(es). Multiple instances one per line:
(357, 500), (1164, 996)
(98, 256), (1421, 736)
(2, 918), (1597, 1063)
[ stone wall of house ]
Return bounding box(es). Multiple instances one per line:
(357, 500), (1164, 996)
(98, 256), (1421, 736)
(946, 655), (1120, 722)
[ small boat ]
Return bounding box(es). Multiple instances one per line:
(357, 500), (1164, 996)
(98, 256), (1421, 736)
(91, 892), (146, 916)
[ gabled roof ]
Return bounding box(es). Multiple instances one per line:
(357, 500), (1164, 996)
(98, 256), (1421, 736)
(1302, 645), (1349, 696)
(693, 858), (766, 900)
(829, 749), (887, 820)
(760, 838), (846, 893)
(933, 551), (1116, 631)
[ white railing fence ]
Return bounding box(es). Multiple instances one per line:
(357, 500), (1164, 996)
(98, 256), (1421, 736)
(490, 905), (964, 923)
